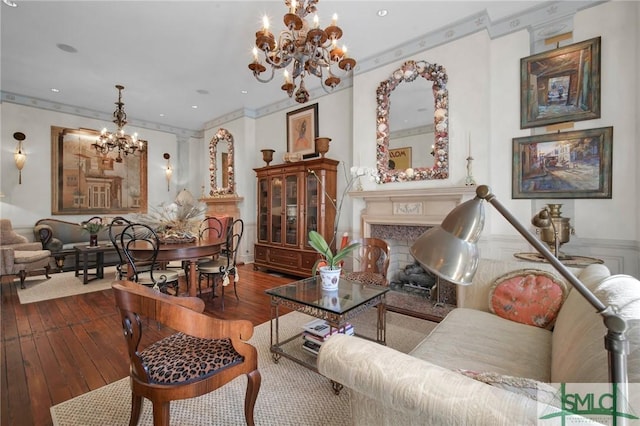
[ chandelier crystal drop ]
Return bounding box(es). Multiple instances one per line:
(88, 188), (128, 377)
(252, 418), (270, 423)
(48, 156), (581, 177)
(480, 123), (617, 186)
(248, 0), (356, 104)
(92, 85), (145, 162)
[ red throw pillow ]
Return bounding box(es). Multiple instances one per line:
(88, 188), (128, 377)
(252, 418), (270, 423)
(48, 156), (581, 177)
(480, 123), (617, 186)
(489, 269), (567, 329)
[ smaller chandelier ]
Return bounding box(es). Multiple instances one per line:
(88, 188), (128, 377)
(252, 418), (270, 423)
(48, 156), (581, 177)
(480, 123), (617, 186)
(92, 84), (145, 162)
(248, 0), (356, 104)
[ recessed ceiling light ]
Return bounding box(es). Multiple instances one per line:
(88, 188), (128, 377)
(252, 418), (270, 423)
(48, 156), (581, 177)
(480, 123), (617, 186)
(56, 43), (78, 53)
(159, 113), (165, 117)
(241, 90), (248, 94)
(377, 9), (388, 17)
(2, 0), (18, 7)
(50, 88), (60, 93)
(191, 105), (198, 109)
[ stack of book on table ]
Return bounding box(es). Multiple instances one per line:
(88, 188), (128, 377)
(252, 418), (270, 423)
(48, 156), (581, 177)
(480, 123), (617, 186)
(301, 318), (354, 356)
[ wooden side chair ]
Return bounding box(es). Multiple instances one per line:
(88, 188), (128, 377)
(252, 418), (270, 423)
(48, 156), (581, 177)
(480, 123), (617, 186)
(343, 237), (391, 286)
(198, 218), (244, 309)
(120, 223), (180, 295)
(112, 280), (261, 426)
(196, 216), (224, 295)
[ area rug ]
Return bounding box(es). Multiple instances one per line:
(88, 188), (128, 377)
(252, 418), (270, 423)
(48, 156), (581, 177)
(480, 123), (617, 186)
(50, 310), (437, 425)
(16, 266), (121, 304)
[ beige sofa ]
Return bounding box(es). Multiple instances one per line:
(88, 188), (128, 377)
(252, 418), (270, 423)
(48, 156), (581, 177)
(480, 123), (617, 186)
(318, 259), (640, 425)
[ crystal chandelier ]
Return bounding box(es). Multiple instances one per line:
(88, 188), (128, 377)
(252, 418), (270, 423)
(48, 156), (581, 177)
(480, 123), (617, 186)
(92, 84), (145, 162)
(248, 0), (356, 104)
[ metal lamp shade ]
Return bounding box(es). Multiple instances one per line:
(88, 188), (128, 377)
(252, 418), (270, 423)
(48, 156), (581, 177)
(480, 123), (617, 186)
(410, 196), (485, 285)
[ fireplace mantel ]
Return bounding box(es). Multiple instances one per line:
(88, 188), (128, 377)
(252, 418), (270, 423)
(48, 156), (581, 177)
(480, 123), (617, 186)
(350, 186), (476, 236)
(200, 195), (244, 220)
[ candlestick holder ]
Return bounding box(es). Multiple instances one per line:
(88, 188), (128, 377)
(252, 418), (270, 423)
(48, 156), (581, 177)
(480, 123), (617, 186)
(465, 156), (476, 186)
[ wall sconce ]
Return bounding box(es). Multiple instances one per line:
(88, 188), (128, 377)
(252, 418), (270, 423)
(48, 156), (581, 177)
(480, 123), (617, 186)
(163, 153), (173, 191)
(13, 132), (27, 184)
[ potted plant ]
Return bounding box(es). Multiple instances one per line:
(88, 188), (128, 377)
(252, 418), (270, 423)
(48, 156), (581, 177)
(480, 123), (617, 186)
(309, 230), (360, 270)
(307, 164), (375, 289)
(81, 217), (106, 246)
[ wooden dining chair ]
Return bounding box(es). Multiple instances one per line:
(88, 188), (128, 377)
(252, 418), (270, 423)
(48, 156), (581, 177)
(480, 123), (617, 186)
(343, 237), (391, 286)
(198, 218), (244, 309)
(112, 280), (261, 426)
(120, 223), (180, 295)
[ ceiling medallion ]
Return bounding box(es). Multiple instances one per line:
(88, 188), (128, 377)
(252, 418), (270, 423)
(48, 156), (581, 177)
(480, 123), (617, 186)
(248, 0), (356, 104)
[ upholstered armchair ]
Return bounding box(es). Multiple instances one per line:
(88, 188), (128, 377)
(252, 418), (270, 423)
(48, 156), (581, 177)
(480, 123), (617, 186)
(0, 219), (51, 288)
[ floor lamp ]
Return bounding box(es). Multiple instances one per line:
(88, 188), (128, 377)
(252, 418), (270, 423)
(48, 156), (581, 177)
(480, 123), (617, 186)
(410, 185), (629, 422)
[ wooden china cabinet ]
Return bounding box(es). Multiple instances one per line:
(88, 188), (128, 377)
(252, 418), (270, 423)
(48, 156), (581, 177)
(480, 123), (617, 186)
(254, 157), (338, 277)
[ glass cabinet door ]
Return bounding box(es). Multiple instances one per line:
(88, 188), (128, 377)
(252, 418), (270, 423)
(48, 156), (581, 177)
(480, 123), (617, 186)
(257, 177), (268, 242)
(306, 172), (319, 246)
(270, 177), (282, 244)
(284, 174), (298, 245)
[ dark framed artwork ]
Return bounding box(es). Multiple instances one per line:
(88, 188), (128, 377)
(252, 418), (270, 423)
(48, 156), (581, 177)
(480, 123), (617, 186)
(286, 103), (318, 159)
(520, 37), (601, 129)
(51, 126), (148, 214)
(512, 126), (612, 199)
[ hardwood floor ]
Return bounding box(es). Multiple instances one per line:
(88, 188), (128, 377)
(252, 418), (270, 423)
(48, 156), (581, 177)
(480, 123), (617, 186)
(0, 264), (294, 426)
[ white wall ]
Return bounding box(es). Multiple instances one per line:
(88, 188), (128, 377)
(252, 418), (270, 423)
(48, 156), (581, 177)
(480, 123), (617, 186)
(347, 1), (638, 275)
(0, 103), (179, 235)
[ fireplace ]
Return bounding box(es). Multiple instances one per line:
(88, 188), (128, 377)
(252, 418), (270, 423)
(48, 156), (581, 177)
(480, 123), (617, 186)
(350, 186), (475, 319)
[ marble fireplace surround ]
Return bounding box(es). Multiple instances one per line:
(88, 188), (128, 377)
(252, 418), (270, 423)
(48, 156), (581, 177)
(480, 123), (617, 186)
(350, 186), (476, 239)
(350, 186), (476, 320)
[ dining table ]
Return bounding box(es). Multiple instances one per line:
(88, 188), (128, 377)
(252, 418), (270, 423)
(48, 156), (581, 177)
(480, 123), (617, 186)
(127, 237), (225, 297)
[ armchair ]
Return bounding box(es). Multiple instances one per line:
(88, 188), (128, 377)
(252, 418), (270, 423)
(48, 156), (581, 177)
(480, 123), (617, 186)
(0, 219), (51, 288)
(112, 280), (260, 426)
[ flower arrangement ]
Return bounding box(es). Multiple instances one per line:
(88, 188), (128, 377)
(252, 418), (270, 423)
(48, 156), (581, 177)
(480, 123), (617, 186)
(308, 165), (376, 274)
(136, 189), (205, 243)
(81, 217), (106, 234)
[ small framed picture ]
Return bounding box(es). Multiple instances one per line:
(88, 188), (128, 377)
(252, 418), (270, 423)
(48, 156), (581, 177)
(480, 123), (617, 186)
(287, 103), (318, 159)
(512, 126), (612, 199)
(388, 147), (412, 170)
(520, 37), (601, 129)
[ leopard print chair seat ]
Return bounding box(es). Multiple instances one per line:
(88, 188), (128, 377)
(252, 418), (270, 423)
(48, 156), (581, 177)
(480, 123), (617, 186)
(112, 281), (261, 426)
(141, 333), (243, 384)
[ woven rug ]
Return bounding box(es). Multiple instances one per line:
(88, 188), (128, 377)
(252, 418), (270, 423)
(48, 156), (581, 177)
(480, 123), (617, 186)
(16, 266), (121, 304)
(16, 265), (186, 304)
(50, 310), (437, 425)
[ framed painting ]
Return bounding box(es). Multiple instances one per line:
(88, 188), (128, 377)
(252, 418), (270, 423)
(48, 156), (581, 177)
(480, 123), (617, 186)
(51, 126), (148, 214)
(388, 147), (412, 170)
(520, 37), (601, 129)
(512, 126), (612, 199)
(286, 103), (318, 159)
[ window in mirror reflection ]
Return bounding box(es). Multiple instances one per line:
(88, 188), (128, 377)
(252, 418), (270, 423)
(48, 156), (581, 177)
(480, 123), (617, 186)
(376, 60), (448, 183)
(208, 128), (235, 196)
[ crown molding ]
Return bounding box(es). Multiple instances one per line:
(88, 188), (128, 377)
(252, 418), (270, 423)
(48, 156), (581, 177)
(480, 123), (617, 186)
(1, 91), (203, 139)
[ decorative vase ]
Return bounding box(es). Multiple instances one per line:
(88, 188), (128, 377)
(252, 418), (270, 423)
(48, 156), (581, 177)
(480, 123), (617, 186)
(261, 149), (275, 166)
(315, 137), (331, 158)
(319, 265), (341, 290)
(89, 234), (98, 247)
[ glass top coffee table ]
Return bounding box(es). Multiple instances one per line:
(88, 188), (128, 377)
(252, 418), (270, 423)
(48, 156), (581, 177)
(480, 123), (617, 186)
(266, 275), (389, 393)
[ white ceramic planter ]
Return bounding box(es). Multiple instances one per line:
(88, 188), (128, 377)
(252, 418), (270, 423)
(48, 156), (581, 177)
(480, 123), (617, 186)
(319, 266), (341, 290)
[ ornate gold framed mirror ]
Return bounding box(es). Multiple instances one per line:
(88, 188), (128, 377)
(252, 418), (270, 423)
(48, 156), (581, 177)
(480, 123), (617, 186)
(208, 128), (235, 196)
(376, 60), (449, 183)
